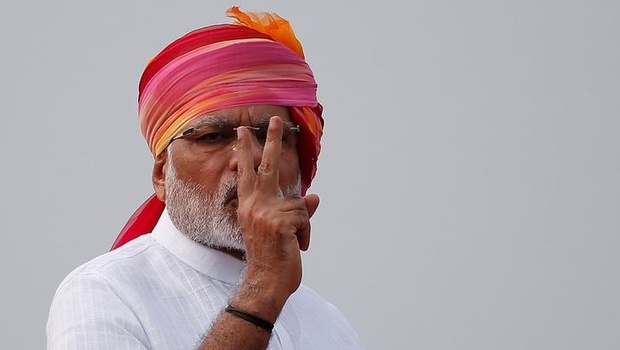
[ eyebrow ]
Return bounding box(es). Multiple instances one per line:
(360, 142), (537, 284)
(189, 115), (297, 130)
(189, 115), (237, 129)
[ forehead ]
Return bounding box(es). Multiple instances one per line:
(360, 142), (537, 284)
(187, 105), (291, 127)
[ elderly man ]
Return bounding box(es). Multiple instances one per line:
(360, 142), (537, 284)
(46, 7), (363, 350)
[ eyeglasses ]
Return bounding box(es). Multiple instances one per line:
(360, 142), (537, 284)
(168, 118), (301, 151)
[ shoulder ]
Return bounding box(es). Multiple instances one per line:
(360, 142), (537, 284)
(51, 235), (166, 303)
(47, 236), (162, 349)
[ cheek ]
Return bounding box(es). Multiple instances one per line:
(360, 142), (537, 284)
(195, 160), (231, 188)
(173, 152), (230, 191)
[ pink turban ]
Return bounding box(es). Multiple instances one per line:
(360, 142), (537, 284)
(112, 7), (324, 249)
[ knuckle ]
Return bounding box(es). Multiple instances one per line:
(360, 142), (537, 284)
(235, 137), (248, 150)
(258, 161), (271, 174)
(266, 133), (280, 144)
(237, 164), (248, 177)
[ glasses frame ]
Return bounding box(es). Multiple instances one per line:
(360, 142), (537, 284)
(168, 122), (301, 149)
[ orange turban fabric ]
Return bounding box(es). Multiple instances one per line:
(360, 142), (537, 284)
(112, 7), (324, 249)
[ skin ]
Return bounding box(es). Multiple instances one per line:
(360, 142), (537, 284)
(152, 105), (321, 349)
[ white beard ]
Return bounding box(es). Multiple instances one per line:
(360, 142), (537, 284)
(164, 156), (301, 251)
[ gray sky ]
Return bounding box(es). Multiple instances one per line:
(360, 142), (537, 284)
(2, 0), (619, 349)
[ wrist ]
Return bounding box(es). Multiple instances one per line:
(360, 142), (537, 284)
(225, 305), (274, 333)
(232, 274), (290, 323)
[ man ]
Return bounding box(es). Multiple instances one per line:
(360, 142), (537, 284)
(46, 6), (363, 350)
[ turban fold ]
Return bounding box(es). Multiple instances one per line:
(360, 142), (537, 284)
(112, 7), (324, 249)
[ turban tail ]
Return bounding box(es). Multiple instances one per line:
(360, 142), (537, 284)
(111, 7), (323, 250)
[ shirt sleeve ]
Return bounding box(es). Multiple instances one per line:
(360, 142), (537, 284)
(46, 271), (150, 350)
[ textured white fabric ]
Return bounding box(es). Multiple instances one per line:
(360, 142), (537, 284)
(47, 210), (364, 350)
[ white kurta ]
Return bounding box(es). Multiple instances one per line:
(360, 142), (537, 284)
(46, 210), (364, 349)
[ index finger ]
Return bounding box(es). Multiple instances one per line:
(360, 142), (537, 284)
(256, 116), (283, 193)
(235, 126), (257, 197)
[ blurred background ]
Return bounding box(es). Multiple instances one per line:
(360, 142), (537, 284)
(1, 0), (618, 349)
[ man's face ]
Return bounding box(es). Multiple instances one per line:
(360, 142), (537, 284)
(154, 105), (302, 251)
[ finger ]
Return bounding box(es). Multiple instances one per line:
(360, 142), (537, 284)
(235, 126), (257, 197)
(257, 116), (283, 193)
(297, 195), (320, 251)
(297, 222), (311, 251)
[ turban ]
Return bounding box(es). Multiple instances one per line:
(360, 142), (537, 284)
(111, 7), (324, 249)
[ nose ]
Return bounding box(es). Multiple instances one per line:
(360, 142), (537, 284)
(229, 128), (263, 173)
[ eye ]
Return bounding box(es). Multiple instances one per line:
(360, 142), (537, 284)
(194, 129), (234, 143)
(253, 127), (269, 144)
(281, 127), (299, 147)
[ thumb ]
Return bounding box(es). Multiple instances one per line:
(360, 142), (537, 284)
(304, 194), (320, 218)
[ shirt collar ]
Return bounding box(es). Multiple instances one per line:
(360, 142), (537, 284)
(151, 208), (245, 285)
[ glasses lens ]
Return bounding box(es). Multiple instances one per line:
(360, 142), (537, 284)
(234, 125), (297, 148)
(172, 121), (299, 150)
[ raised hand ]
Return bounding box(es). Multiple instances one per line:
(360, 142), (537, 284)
(235, 116), (320, 299)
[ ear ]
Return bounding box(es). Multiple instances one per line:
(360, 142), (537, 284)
(152, 151), (168, 202)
